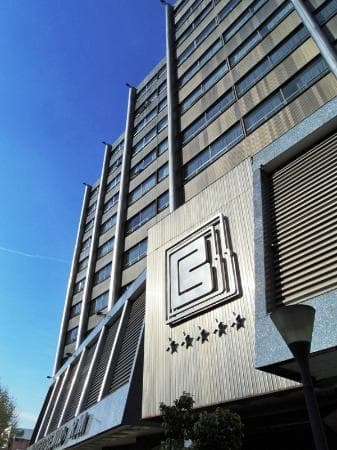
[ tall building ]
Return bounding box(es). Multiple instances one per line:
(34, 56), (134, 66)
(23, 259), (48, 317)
(29, 0), (337, 449)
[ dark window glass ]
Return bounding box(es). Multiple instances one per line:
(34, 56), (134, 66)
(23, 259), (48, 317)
(101, 214), (117, 234)
(78, 257), (89, 272)
(90, 291), (109, 314)
(74, 278), (86, 294)
(94, 263), (112, 285)
(124, 239), (148, 267)
(97, 238), (114, 258)
(69, 302), (81, 318)
(65, 327), (78, 345)
(158, 191), (169, 212)
(158, 163), (169, 182)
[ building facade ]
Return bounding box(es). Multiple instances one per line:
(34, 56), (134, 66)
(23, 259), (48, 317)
(29, 0), (337, 448)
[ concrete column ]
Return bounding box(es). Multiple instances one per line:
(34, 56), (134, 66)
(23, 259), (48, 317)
(291, 0), (337, 78)
(165, 3), (184, 213)
(76, 144), (112, 346)
(109, 87), (137, 307)
(53, 184), (91, 375)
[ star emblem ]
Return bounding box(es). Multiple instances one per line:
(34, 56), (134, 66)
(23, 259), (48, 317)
(213, 320), (227, 337)
(196, 327), (210, 343)
(166, 338), (179, 354)
(181, 333), (194, 349)
(231, 313), (246, 330)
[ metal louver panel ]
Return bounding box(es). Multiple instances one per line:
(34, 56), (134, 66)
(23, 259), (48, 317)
(48, 362), (78, 432)
(269, 131), (337, 304)
(83, 319), (120, 409)
(37, 375), (64, 439)
(61, 341), (97, 424)
(109, 293), (145, 393)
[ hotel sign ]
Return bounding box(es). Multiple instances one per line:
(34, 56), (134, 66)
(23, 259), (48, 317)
(29, 413), (90, 450)
(166, 214), (238, 324)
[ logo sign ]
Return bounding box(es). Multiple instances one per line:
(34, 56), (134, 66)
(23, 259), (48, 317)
(166, 214), (238, 324)
(29, 413), (90, 450)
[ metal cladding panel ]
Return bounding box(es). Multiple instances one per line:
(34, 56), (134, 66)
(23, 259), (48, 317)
(109, 293), (145, 392)
(83, 320), (120, 410)
(142, 159), (296, 419)
(36, 375), (64, 439)
(268, 131), (337, 305)
(61, 341), (97, 424)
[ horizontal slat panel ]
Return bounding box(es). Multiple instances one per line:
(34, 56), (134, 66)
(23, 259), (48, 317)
(270, 131), (337, 304)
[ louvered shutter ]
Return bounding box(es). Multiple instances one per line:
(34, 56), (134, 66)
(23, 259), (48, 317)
(38, 374), (64, 438)
(109, 293), (145, 392)
(269, 131), (337, 304)
(83, 319), (120, 410)
(61, 341), (97, 424)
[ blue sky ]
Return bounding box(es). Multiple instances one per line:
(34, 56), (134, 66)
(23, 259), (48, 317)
(0, 0), (165, 429)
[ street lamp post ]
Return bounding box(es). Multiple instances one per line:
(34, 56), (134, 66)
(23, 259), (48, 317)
(271, 305), (329, 450)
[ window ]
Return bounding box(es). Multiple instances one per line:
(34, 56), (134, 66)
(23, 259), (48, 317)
(81, 237), (91, 252)
(315, 0), (337, 25)
(69, 302), (81, 318)
(218, 0), (240, 22)
(158, 97), (167, 112)
(90, 185), (99, 197)
(65, 327), (78, 345)
(94, 263), (112, 285)
(158, 190), (169, 212)
(179, 38), (222, 87)
(106, 173), (121, 192)
(87, 201), (97, 216)
(130, 149), (157, 179)
(109, 156), (122, 174)
(185, 123), (244, 179)
(244, 92), (283, 134)
(101, 214), (117, 234)
(181, 60), (228, 113)
(90, 291), (109, 314)
(157, 116), (168, 133)
(126, 202), (157, 234)
(129, 173), (156, 204)
(158, 137), (168, 155)
(97, 238), (114, 258)
(134, 107), (157, 135)
(133, 126), (157, 155)
(78, 257), (89, 272)
(182, 89), (235, 143)
(158, 162), (169, 182)
(103, 193), (119, 213)
(175, 0), (204, 30)
(74, 278), (86, 294)
(124, 239), (148, 267)
(84, 219), (94, 233)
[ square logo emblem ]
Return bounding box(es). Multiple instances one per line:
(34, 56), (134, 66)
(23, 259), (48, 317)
(166, 214), (239, 324)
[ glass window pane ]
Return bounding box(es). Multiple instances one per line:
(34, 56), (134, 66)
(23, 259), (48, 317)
(158, 163), (169, 182)
(244, 92), (283, 133)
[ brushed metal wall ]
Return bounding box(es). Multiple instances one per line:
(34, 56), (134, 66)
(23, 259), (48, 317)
(142, 158), (297, 419)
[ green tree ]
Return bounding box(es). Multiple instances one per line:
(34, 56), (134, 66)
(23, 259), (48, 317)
(193, 407), (244, 450)
(160, 393), (244, 450)
(0, 383), (17, 447)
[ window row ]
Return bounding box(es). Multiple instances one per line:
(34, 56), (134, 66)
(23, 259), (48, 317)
(103, 192), (119, 213)
(179, 0), (292, 87)
(74, 278), (86, 294)
(81, 236), (91, 252)
(175, 0), (206, 31)
(78, 256), (89, 272)
(182, 88), (235, 143)
(134, 98), (167, 136)
(176, 1), (214, 47)
(90, 291), (109, 315)
(129, 162), (169, 204)
(94, 262), (112, 286)
(130, 138), (168, 179)
(181, 15), (309, 117)
(126, 191), (169, 235)
(133, 116), (168, 155)
(136, 65), (166, 100)
(110, 140), (124, 159)
(124, 238), (148, 268)
(90, 185), (99, 198)
(106, 173), (121, 192)
(184, 56), (329, 180)
(87, 201), (97, 217)
(178, 0), (268, 66)
(135, 81), (167, 117)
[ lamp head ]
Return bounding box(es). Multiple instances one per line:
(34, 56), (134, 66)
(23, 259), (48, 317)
(271, 304), (316, 347)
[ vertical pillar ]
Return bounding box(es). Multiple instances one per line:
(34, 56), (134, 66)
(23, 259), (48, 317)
(291, 0), (337, 78)
(165, 3), (184, 212)
(109, 87), (137, 307)
(53, 184), (91, 375)
(76, 144), (112, 346)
